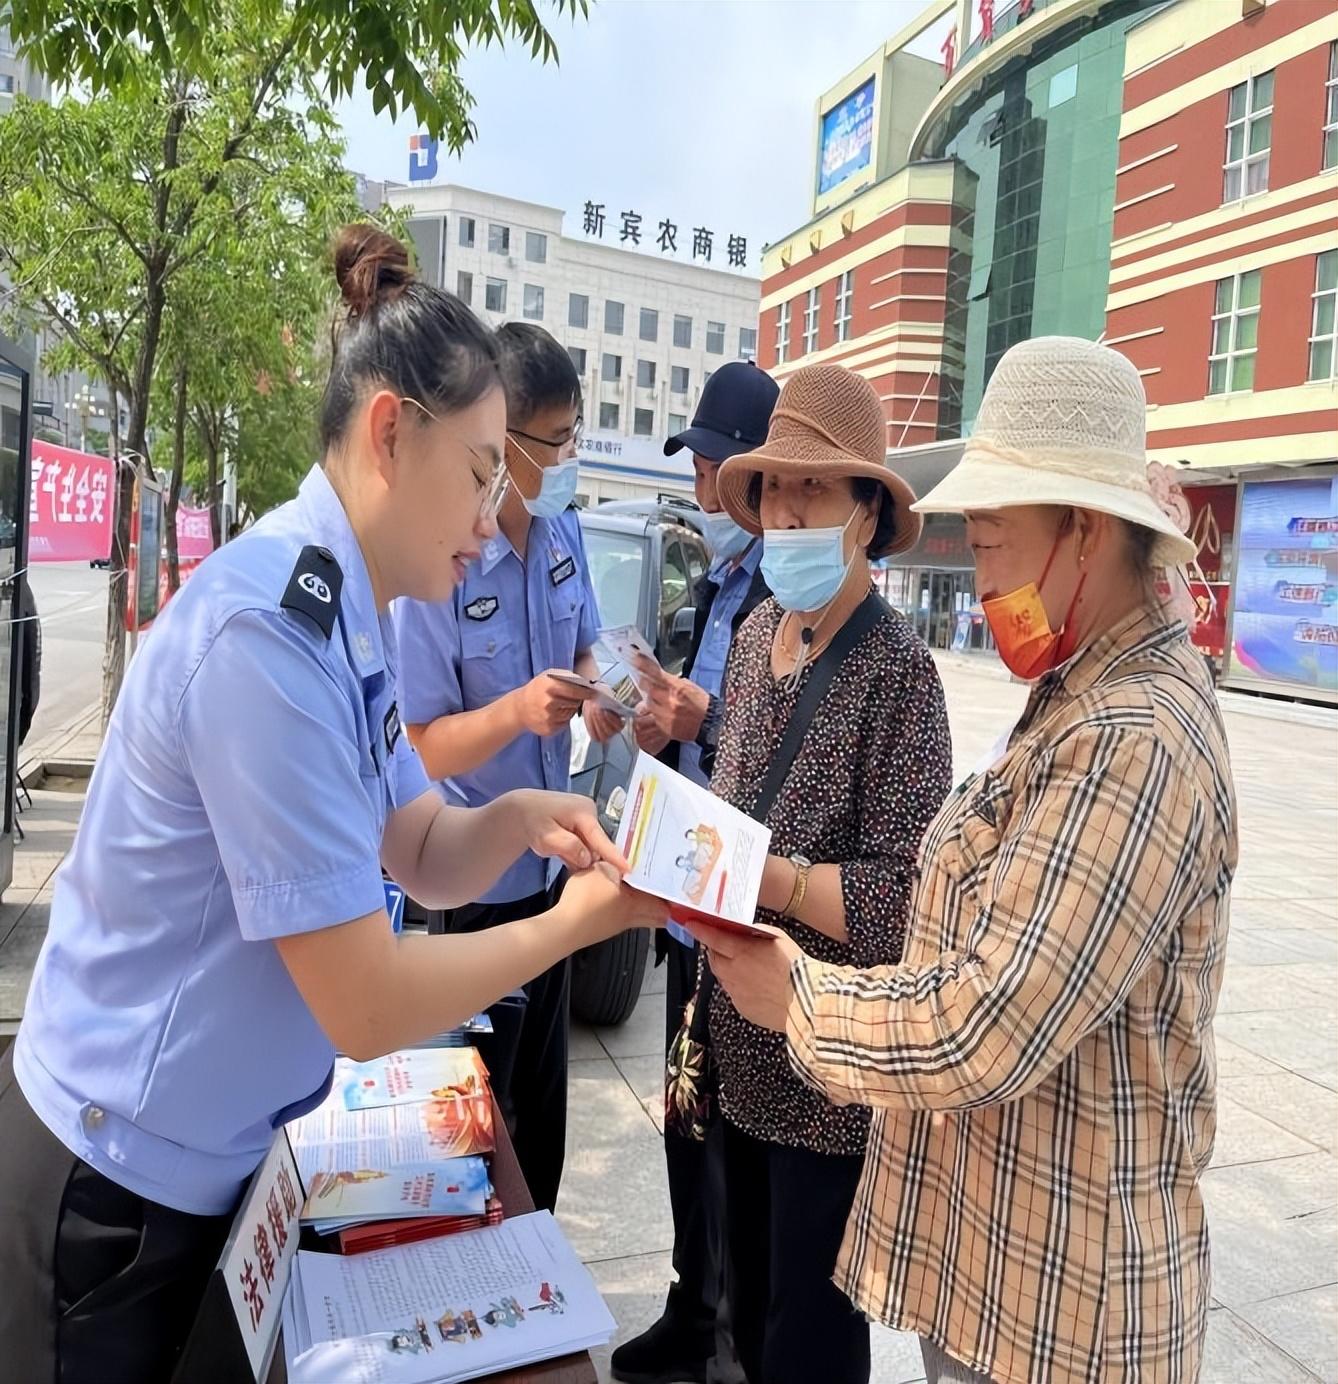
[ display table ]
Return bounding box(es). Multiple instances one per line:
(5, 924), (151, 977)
(268, 1098), (597, 1384)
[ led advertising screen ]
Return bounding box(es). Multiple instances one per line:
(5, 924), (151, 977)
(1229, 475), (1338, 698)
(817, 78), (875, 197)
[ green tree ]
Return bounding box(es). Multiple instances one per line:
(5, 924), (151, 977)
(1, 0), (575, 721)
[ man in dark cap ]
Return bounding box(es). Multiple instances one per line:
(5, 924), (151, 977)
(612, 360), (778, 1384)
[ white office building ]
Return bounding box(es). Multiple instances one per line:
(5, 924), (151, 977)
(387, 182), (762, 504)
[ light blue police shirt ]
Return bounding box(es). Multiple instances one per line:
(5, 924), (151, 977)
(394, 509), (599, 904)
(678, 540), (762, 787)
(14, 465), (431, 1215)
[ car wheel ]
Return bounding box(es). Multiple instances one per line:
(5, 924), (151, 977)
(569, 928), (650, 1027)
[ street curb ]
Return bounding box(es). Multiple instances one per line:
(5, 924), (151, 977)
(19, 700), (102, 787)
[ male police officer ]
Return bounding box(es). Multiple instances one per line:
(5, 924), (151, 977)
(395, 324), (622, 1213)
(612, 360), (778, 1384)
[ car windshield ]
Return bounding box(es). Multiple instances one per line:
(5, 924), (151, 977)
(583, 526), (645, 631)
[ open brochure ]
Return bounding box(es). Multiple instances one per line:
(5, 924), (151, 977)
(339, 1048), (488, 1112)
(619, 750), (771, 936)
(282, 1211), (615, 1383)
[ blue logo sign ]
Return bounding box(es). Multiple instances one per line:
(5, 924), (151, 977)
(383, 880), (407, 933)
(408, 133), (439, 183)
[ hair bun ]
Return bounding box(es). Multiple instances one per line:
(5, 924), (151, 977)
(333, 224), (413, 317)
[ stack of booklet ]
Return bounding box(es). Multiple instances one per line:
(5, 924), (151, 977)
(289, 1047), (502, 1254)
(282, 1211), (615, 1383)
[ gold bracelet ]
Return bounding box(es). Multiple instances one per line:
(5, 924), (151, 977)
(783, 857), (811, 917)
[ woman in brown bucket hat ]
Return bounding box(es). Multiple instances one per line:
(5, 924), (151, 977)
(664, 364), (952, 1384)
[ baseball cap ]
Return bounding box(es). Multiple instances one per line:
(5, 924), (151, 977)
(664, 360), (780, 463)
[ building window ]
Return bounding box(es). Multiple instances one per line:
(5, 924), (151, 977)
(673, 315), (693, 349)
(0, 73), (14, 96)
(600, 401), (620, 431)
(569, 346), (587, 375)
(459, 216), (476, 249)
(1208, 269), (1260, 394)
(706, 321), (725, 355)
(525, 231), (547, 263)
(638, 308), (659, 343)
(671, 365), (690, 395)
(488, 223), (511, 254)
(485, 277), (507, 313)
(803, 287), (819, 355)
(777, 301), (791, 363)
(637, 359), (657, 389)
(456, 271), (473, 305)
(569, 293), (589, 330)
(668, 412), (687, 434)
(603, 353), (622, 383)
(835, 270), (854, 343)
(634, 408), (655, 437)
(1325, 42), (1338, 171)
(739, 326), (758, 360)
(1223, 70), (1273, 203)
(523, 284), (545, 321)
(1309, 250), (1338, 381)
(605, 300), (625, 335)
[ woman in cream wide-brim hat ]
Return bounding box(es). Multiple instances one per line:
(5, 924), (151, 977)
(690, 336), (1237, 1384)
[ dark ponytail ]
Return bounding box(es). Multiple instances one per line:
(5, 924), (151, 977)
(320, 224), (500, 451)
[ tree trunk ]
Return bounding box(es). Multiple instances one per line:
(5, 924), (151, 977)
(165, 363), (187, 593)
(201, 407), (223, 551)
(101, 267), (166, 724)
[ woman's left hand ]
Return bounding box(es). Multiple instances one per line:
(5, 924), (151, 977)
(513, 789), (630, 875)
(685, 920), (804, 1032)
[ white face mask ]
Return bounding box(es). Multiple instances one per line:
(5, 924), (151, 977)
(760, 509), (859, 613)
(510, 436), (580, 518)
(699, 509), (754, 563)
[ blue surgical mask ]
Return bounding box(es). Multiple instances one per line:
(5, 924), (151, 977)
(760, 510), (859, 613)
(511, 436), (580, 518)
(699, 509), (754, 563)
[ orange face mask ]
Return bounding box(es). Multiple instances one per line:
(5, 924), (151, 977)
(981, 531), (1087, 680)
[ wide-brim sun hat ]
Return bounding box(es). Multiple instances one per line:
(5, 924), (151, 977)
(715, 364), (922, 560)
(912, 335), (1198, 567)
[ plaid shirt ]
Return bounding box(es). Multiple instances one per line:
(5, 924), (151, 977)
(786, 609), (1237, 1383)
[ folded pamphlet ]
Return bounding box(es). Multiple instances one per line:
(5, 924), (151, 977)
(302, 1156), (491, 1234)
(339, 1047), (488, 1112)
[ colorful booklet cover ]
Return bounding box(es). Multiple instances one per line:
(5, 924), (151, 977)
(618, 750), (772, 936)
(339, 1047), (489, 1112)
(302, 1156), (491, 1233)
(596, 624), (659, 694)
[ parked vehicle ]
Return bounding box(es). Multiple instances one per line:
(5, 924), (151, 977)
(567, 499), (709, 1026)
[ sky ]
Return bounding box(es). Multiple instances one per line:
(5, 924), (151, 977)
(335, 0), (949, 276)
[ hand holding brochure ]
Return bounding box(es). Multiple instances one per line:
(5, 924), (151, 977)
(618, 751), (771, 935)
(596, 625), (659, 693)
(548, 670), (637, 720)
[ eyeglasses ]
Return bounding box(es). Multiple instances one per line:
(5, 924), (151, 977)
(402, 396), (509, 519)
(508, 418), (584, 455)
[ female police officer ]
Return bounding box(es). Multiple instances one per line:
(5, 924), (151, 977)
(0, 224), (665, 1383)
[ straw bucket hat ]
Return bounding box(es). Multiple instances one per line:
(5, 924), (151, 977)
(715, 364), (922, 559)
(912, 336), (1198, 567)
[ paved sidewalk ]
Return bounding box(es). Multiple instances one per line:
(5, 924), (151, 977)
(1, 668), (1334, 1381)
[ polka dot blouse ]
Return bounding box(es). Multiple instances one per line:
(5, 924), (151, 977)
(706, 596), (953, 1157)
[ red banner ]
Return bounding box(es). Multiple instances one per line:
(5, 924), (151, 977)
(29, 440), (115, 562)
(176, 503), (214, 561)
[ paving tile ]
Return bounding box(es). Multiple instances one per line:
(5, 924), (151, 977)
(1220, 1072), (1338, 1153)
(642, 950), (667, 998)
(560, 1058), (672, 1263)
(1202, 1153), (1338, 1308)
(0, 917), (48, 1022)
(1215, 964), (1328, 1015)
(1212, 1094), (1320, 1169)
(1224, 930), (1332, 968)
(614, 1054), (667, 1136)
(1235, 1283), (1338, 1383)
(1214, 1033), (1290, 1081)
(1214, 1010), (1338, 1076)
(1202, 1300), (1325, 1383)
(596, 994), (667, 1060)
(570, 1022), (605, 1062)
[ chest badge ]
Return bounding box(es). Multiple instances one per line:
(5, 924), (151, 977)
(549, 555), (576, 587)
(465, 595), (499, 622)
(383, 703), (403, 756)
